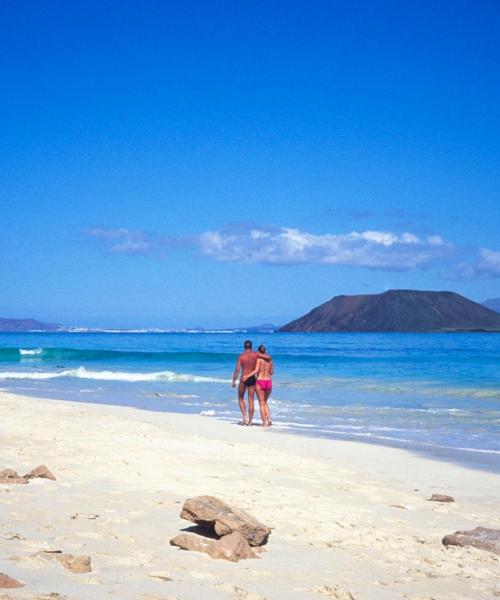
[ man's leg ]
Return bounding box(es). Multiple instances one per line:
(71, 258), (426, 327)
(238, 381), (248, 424)
(247, 385), (256, 425)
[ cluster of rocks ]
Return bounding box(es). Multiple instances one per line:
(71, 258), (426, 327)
(0, 550), (92, 590)
(170, 495), (271, 562)
(425, 492), (500, 555)
(0, 465), (56, 485)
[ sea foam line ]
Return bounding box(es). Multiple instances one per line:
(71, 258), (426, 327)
(19, 348), (43, 356)
(0, 367), (229, 384)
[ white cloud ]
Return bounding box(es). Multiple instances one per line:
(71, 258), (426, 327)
(86, 224), (453, 271)
(478, 248), (500, 275)
(197, 227), (451, 270)
(455, 247), (500, 278)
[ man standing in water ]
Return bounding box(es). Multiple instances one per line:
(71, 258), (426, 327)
(232, 340), (271, 426)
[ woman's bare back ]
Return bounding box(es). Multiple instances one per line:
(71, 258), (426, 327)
(256, 358), (273, 380)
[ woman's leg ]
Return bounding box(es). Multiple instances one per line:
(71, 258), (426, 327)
(264, 388), (272, 425)
(256, 384), (268, 426)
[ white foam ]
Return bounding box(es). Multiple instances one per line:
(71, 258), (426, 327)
(0, 367), (229, 384)
(19, 348), (43, 356)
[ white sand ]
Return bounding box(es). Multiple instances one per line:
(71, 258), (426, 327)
(0, 390), (499, 600)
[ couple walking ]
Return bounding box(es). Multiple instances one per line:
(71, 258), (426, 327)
(231, 340), (273, 427)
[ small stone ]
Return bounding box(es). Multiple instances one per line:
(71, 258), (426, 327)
(149, 571), (174, 581)
(56, 554), (91, 573)
(23, 465), (56, 481)
(443, 527), (500, 555)
(37, 551), (92, 573)
(428, 494), (455, 503)
(0, 469), (28, 485)
(0, 573), (24, 588)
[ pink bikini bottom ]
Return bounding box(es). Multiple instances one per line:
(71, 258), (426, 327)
(257, 379), (272, 391)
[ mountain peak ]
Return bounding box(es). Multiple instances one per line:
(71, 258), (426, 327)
(280, 290), (500, 332)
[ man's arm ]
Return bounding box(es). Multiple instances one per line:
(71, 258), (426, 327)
(232, 358), (242, 387)
(243, 358), (261, 382)
(256, 352), (272, 362)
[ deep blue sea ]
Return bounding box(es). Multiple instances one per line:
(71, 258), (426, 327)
(0, 332), (499, 472)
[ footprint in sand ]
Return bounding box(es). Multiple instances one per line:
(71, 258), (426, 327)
(216, 582), (268, 600)
(314, 584), (356, 599)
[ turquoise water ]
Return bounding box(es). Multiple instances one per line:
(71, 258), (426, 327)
(0, 332), (499, 471)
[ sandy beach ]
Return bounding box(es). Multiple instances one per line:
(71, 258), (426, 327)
(0, 390), (499, 600)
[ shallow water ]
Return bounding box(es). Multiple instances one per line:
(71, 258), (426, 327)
(0, 332), (499, 471)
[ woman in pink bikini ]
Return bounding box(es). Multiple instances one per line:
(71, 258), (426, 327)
(243, 344), (273, 427)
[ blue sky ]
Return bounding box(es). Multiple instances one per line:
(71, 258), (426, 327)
(1, 0), (499, 327)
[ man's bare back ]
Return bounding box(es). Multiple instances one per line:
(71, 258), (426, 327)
(232, 340), (271, 425)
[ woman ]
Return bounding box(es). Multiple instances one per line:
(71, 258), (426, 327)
(243, 344), (273, 427)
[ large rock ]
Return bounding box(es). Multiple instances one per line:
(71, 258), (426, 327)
(180, 496), (270, 546)
(170, 533), (216, 555)
(0, 469), (28, 485)
(428, 494), (455, 503)
(23, 465), (56, 481)
(209, 531), (256, 561)
(170, 532), (256, 562)
(443, 527), (500, 555)
(0, 572), (25, 588)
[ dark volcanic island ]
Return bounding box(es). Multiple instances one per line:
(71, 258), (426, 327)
(280, 290), (500, 333)
(0, 318), (61, 332)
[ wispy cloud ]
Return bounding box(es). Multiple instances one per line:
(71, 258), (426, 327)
(454, 248), (500, 279)
(86, 224), (453, 271)
(197, 226), (451, 270)
(86, 227), (153, 254)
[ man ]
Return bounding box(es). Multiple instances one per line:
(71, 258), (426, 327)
(232, 340), (271, 426)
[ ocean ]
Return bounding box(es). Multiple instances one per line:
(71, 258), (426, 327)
(0, 332), (499, 472)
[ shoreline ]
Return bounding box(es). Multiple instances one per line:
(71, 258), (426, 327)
(1, 390), (499, 599)
(5, 383), (500, 475)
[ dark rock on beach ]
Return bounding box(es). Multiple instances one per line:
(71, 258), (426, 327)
(170, 532), (215, 555)
(211, 531), (257, 561)
(442, 527), (500, 555)
(23, 465), (56, 481)
(0, 572), (25, 588)
(170, 531), (256, 561)
(0, 465), (56, 484)
(0, 469), (28, 485)
(37, 551), (92, 573)
(180, 495), (271, 547)
(428, 494), (455, 503)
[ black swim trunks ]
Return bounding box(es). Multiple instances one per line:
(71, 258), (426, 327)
(244, 375), (256, 387)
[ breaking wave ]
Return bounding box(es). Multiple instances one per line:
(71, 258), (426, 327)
(0, 367), (228, 384)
